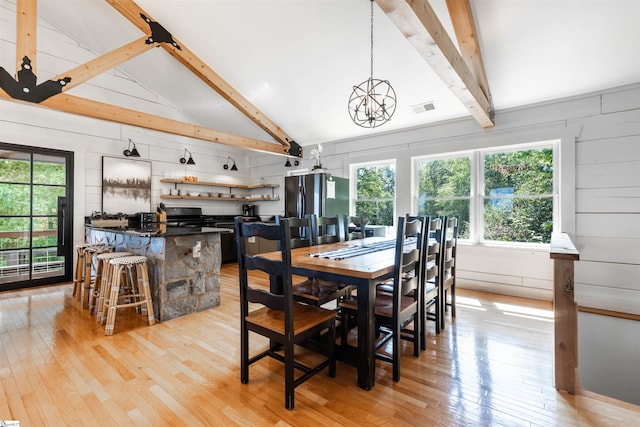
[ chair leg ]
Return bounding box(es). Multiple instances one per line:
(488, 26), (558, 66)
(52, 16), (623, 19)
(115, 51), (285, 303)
(95, 262), (111, 323)
(420, 303), (427, 351)
(451, 284), (456, 318)
(440, 290), (446, 330)
(137, 263), (155, 325)
(392, 322), (400, 382)
(104, 265), (123, 336)
(328, 319), (336, 378)
(412, 312), (420, 358)
(284, 341), (295, 410)
(73, 248), (85, 299)
(240, 319), (249, 384)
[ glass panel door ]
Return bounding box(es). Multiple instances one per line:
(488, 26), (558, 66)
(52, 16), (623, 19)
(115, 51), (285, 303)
(0, 143), (73, 291)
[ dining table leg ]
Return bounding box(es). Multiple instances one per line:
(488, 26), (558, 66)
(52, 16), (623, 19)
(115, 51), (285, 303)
(357, 278), (377, 390)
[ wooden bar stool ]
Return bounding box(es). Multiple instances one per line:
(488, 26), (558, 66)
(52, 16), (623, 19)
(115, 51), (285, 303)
(82, 245), (113, 309)
(102, 256), (155, 336)
(73, 243), (105, 300)
(92, 251), (132, 322)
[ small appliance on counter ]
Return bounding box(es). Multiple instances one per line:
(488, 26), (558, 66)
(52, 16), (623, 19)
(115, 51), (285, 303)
(128, 212), (159, 227)
(242, 204), (256, 217)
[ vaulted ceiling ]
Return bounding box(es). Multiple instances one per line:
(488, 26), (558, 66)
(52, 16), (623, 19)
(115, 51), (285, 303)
(2, 0), (639, 156)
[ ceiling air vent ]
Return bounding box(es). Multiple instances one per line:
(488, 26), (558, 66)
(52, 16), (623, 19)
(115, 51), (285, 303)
(411, 102), (435, 114)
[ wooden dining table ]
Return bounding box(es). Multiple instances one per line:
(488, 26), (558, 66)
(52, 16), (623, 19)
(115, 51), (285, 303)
(262, 237), (397, 390)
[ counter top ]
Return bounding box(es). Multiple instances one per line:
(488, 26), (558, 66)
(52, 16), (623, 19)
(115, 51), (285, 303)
(85, 224), (233, 237)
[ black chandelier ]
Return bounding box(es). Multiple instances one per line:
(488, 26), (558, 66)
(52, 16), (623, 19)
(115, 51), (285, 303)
(348, 0), (397, 128)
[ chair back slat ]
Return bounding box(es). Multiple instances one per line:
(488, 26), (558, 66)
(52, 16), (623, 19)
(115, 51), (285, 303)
(277, 215), (314, 249)
(314, 214), (342, 245)
(343, 214), (366, 241)
(236, 217), (293, 318)
(246, 288), (285, 311)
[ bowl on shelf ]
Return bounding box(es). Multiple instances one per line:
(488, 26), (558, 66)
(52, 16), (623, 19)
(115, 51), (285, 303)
(199, 192), (210, 197)
(188, 192), (200, 197)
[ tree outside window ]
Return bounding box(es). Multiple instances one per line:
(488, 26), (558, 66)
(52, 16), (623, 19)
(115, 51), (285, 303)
(414, 143), (555, 244)
(353, 162), (395, 226)
(483, 147), (554, 243)
(416, 156), (471, 239)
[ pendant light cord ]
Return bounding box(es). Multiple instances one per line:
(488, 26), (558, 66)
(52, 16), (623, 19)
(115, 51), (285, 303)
(369, 0), (374, 80)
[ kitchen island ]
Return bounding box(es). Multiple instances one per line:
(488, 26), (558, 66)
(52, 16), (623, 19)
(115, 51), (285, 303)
(85, 224), (232, 322)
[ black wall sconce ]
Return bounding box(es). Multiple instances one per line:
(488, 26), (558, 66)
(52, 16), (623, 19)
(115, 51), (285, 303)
(180, 148), (195, 165)
(123, 139), (141, 157)
(223, 156), (238, 171)
(284, 158), (299, 167)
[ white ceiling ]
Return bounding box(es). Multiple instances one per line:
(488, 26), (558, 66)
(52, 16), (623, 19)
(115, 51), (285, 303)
(28, 0), (640, 148)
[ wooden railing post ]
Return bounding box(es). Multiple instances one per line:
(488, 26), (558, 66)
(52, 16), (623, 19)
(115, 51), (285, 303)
(550, 232), (580, 394)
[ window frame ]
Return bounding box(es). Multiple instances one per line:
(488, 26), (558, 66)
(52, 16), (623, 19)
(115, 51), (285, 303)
(349, 158), (397, 229)
(413, 140), (559, 247)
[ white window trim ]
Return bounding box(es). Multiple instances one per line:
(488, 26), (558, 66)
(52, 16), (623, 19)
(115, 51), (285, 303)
(349, 159), (397, 227)
(412, 140), (560, 248)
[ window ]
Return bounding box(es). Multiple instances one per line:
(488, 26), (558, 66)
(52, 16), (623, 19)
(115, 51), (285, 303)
(482, 146), (554, 244)
(416, 155), (471, 239)
(414, 142), (556, 245)
(351, 160), (395, 227)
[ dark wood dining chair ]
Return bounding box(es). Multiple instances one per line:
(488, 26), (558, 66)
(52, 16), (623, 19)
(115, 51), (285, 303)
(381, 214), (439, 350)
(340, 216), (422, 381)
(420, 216), (442, 347)
(343, 214), (366, 241)
(235, 217), (336, 410)
(440, 215), (459, 329)
(280, 215), (352, 308)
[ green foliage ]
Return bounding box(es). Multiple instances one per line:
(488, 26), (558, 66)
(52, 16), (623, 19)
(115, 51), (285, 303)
(483, 148), (553, 243)
(355, 164), (395, 226)
(416, 147), (554, 244)
(484, 148), (553, 195)
(0, 157), (64, 250)
(417, 157), (471, 237)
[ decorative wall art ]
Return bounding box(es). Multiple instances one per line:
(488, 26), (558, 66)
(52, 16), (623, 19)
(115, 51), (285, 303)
(102, 156), (151, 214)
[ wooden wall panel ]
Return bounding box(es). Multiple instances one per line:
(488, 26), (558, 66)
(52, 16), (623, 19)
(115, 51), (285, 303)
(576, 136), (639, 165)
(575, 284), (640, 314)
(575, 261), (640, 291)
(576, 236), (640, 264)
(576, 162), (640, 189)
(575, 213), (640, 239)
(576, 188), (640, 213)
(602, 85), (640, 113)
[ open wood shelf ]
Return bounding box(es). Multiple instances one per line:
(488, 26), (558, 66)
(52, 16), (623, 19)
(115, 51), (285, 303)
(160, 178), (279, 189)
(159, 195), (276, 201)
(159, 178), (280, 202)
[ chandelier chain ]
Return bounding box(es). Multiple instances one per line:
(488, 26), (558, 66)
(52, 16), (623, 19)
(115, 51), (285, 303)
(369, 0), (374, 80)
(347, 0), (397, 128)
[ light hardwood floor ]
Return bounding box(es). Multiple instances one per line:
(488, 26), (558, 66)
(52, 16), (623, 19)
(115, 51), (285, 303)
(1, 264), (639, 426)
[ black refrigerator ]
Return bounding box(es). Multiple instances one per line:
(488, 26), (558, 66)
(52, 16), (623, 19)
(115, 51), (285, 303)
(284, 173), (349, 219)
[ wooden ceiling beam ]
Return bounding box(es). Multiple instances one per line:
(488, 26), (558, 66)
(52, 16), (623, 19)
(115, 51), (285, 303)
(445, 0), (492, 110)
(376, 0), (495, 128)
(106, 0), (297, 150)
(50, 37), (155, 92)
(0, 90), (292, 156)
(16, 0), (38, 75)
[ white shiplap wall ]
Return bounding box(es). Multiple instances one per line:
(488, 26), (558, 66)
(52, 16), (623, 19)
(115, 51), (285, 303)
(0, 1), (254, 251)
(251, 85), (640, 314)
